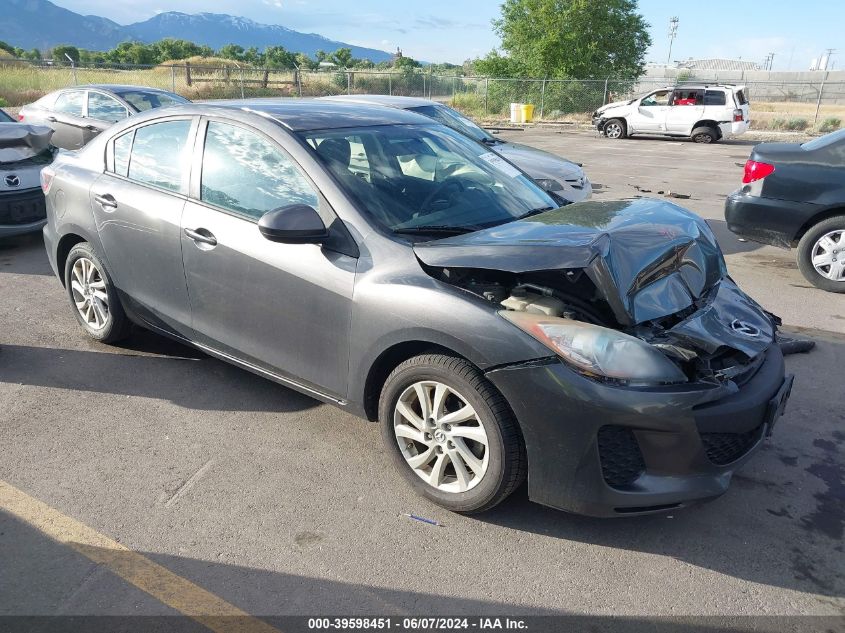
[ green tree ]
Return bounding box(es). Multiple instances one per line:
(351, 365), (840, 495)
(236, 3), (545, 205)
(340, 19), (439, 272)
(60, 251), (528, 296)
(394, 55), (421, 72)
(0, 41), (15, 55)
(52, 45), (80, 63)
(264, 45), (296, 68)
(493, 0), (651, 79)
(294, 52), (316, 70)
(219, 44), (246, 61)
(314, 49), (328, 63)
(330, 47), (353, 68)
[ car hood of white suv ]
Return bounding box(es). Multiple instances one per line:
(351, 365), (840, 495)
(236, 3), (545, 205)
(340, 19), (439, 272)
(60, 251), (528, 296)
(595, 98), (635, 116)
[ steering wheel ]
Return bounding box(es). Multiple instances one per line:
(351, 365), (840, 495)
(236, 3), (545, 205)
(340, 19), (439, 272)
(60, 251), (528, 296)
(419, 177), (468, 213)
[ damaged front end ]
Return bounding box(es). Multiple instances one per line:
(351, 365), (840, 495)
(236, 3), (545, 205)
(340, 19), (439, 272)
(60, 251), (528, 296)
(414, 199), (779, 394)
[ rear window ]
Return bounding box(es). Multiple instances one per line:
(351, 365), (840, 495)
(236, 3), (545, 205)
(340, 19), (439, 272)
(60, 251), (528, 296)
(54, 91), (84, 116)
(117, 90), (188, 112)
(0, 109), (13, 123)
(704, 90), (726, 106)
(735, 89), (749, 105)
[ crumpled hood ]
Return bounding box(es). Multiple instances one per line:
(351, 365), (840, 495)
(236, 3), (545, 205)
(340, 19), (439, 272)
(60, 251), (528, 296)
(595, 99), (633, 115)
(493, 141), (583, 182)
(0, 124), (54, 163)
(414, 199), (728, 326)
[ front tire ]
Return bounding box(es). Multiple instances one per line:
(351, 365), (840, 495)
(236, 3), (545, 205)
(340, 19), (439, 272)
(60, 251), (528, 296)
(603, 118), (626, 139)
(797, 216), (845, 292)
(64, 242), (131, 343)
(379, 354), (526, 513)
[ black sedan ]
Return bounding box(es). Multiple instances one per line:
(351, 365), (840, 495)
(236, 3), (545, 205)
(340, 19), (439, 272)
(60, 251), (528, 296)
(18, 84), (189, 150)
(725, 128), (845, 292)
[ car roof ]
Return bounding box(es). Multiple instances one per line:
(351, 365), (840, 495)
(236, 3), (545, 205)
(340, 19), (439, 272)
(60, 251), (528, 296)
(320, 94), (438, 109)
(203, 98), (433, 131)
(61, 84), (177, 94)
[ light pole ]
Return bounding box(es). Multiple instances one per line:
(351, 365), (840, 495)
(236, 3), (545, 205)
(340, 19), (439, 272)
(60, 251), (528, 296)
(667, 16), (679, 65)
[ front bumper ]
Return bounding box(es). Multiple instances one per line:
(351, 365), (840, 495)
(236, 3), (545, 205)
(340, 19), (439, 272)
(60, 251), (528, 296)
(593, 116), (607, 132)
(725, 191), (819, 248)
(0, 187), (47, 238)
(486, 344), (790, 517)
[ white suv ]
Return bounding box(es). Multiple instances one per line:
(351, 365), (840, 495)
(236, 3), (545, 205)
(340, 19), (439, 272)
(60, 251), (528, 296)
(593, 84), (750, 143)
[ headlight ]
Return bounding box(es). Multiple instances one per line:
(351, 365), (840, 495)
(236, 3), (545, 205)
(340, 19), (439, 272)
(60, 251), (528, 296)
(534, 178), (563, 192)
(501, 311), (687, 385)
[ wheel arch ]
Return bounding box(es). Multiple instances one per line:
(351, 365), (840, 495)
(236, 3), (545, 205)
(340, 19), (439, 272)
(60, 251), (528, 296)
(791, 206), (845, 246)
(692, 120), (722, 137)
(362, 340), (472, 421)
(56, 232), (88, 287)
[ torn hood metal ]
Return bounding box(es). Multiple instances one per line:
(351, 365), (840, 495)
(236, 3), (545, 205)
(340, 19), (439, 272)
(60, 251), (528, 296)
(414, 199), (728, 325)
(0, 124), (54, 163)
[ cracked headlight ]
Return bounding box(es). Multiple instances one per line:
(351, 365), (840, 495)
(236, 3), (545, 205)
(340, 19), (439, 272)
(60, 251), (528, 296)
(501, 311), (687, 385)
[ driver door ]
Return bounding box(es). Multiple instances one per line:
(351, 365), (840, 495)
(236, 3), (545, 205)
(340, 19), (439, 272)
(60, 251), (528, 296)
(180, 118), (357, 397)
(629, 90), (671, 133)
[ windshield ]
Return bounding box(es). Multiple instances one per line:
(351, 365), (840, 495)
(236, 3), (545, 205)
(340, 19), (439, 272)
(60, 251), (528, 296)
(802, 128), (845, 150)
(408, 105), (495, 143)
(116, 90), (189, 112)
(300, 123), (557, 236)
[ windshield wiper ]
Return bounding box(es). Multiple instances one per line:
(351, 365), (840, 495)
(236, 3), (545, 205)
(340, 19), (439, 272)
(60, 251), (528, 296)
(481, 137), (501, 145)
(393, 225), (481, 236)
(515, 206), (555, 220)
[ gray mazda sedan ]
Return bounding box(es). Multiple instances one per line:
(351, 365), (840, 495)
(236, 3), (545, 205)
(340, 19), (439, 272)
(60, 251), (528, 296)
(42, 100), (792, 516)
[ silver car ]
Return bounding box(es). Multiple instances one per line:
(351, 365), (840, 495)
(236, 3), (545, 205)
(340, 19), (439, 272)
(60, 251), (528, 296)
(41, 100), (791, 517)
(0, 118), (56, 238)
(19, 84), (189, 150)
(321, 95), (592, 202)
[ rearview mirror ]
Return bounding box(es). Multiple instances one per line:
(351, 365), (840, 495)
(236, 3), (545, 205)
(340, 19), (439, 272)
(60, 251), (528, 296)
(258, 204), (328, 244)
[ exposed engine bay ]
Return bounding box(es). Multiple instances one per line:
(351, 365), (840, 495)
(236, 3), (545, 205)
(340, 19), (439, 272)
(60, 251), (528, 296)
(428, 264), (778, 387)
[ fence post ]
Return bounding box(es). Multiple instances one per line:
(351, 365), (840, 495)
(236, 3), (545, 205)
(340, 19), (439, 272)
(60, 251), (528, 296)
(389, 73), (392, 96)
(70, 61), (77, 85)
(422, 74), (426, 98)
(347, 71), (351, 95)
(262, 68), (269, 89)
(240, 67), (245, 99)
(170, 65), (176, 93)
(453, 76), (457, 99)
(485, 77), (489, 115)
(539, 77), (546, 120)
(603, 77), (609, 105)
(813, 71), (828, 129)
(185, 62), (192, 87)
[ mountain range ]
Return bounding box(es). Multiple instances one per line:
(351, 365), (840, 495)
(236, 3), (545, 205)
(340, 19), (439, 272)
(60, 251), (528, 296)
(2, 0), (394, 62)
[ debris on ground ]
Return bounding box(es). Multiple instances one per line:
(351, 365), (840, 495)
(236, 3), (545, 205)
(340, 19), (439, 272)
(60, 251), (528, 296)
(629, 184), (652, 193)
(777, 333), (816, 355)
(402, 513), (444, 527)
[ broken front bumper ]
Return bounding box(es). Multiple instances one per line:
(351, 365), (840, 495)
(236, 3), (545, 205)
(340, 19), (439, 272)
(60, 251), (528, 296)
(486, 344), (791, 517)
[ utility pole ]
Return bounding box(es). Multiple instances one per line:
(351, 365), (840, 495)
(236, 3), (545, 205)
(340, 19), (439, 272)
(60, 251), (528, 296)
(821, 48), (836, 70)
(667, 16), (679, 65)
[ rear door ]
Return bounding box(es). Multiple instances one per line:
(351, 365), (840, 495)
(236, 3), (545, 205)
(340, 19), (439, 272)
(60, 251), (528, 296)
(84, 91), (129, 144)
(47, 90), (88, 149)
(90, 116), (197, 337)
(665, 88), (704, 134)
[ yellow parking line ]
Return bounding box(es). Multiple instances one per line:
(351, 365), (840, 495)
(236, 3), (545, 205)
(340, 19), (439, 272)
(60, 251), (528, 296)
(0, 480), (280, 633)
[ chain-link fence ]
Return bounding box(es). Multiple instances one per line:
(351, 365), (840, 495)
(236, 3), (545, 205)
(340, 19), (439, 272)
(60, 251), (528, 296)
(2, 59), (843, 132)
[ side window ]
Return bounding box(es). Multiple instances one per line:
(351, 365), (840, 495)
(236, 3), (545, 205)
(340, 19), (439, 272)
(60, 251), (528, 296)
(127, 120), (192, 192)
(672, 90), (702, 106)
(88, 92), (128, 123)
(53, 91), (84, 116)
(704, 90), (727, 106)
(641, 91), (670, 107)
(112, 130), (134, 177)
(201, 121), (319, 220)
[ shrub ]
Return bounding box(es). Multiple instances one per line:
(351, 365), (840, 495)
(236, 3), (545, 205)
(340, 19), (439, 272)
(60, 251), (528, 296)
(0, 97), (7, 107)
(819, 117), (842, 133)
(785, 117), (809, 131)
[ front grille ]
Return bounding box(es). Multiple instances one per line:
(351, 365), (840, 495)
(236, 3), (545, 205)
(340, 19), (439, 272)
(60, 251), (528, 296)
(0, 189), (46, 225)
(700, 424), (763, 465)
(597, 426), (646, 488)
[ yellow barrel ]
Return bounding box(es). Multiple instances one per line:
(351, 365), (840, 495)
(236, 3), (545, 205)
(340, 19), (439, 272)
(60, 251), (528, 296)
(521, 103), (535, 123)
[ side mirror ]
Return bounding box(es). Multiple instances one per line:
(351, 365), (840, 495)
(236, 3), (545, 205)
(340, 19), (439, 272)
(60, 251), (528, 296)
(258, 204), (328, 244)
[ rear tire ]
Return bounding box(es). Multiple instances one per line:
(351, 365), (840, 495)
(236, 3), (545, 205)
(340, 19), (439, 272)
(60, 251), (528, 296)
(64, 242), (131, 343)
(796, 215), (845, 293)
(691, 126), (719, 143)
(603, 118), (626, 139)
(378, 354), (526, 513)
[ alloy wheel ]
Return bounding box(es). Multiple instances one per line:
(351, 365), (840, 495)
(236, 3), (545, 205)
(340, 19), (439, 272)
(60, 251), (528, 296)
(70, 257), (109, 330)
(393, 380), (489, 493)
(605, 122), (622, 139)
(811, 229), (845, 282)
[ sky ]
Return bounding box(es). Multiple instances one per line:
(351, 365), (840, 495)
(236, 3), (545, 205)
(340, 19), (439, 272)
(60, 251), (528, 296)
(53, 0), (843, 69)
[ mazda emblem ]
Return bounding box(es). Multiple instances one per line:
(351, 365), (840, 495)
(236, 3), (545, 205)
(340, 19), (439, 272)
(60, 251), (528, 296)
(730, 319), (760, 337)
(4, 174), (20, 188)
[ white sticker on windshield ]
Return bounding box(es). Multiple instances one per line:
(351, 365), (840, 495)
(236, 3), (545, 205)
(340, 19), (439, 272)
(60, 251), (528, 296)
(478, 152), (522, 178)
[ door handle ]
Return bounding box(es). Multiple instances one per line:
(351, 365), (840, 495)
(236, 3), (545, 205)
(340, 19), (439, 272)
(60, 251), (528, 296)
(184, 228), (218, 246)
(94, 193), (117, 209)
